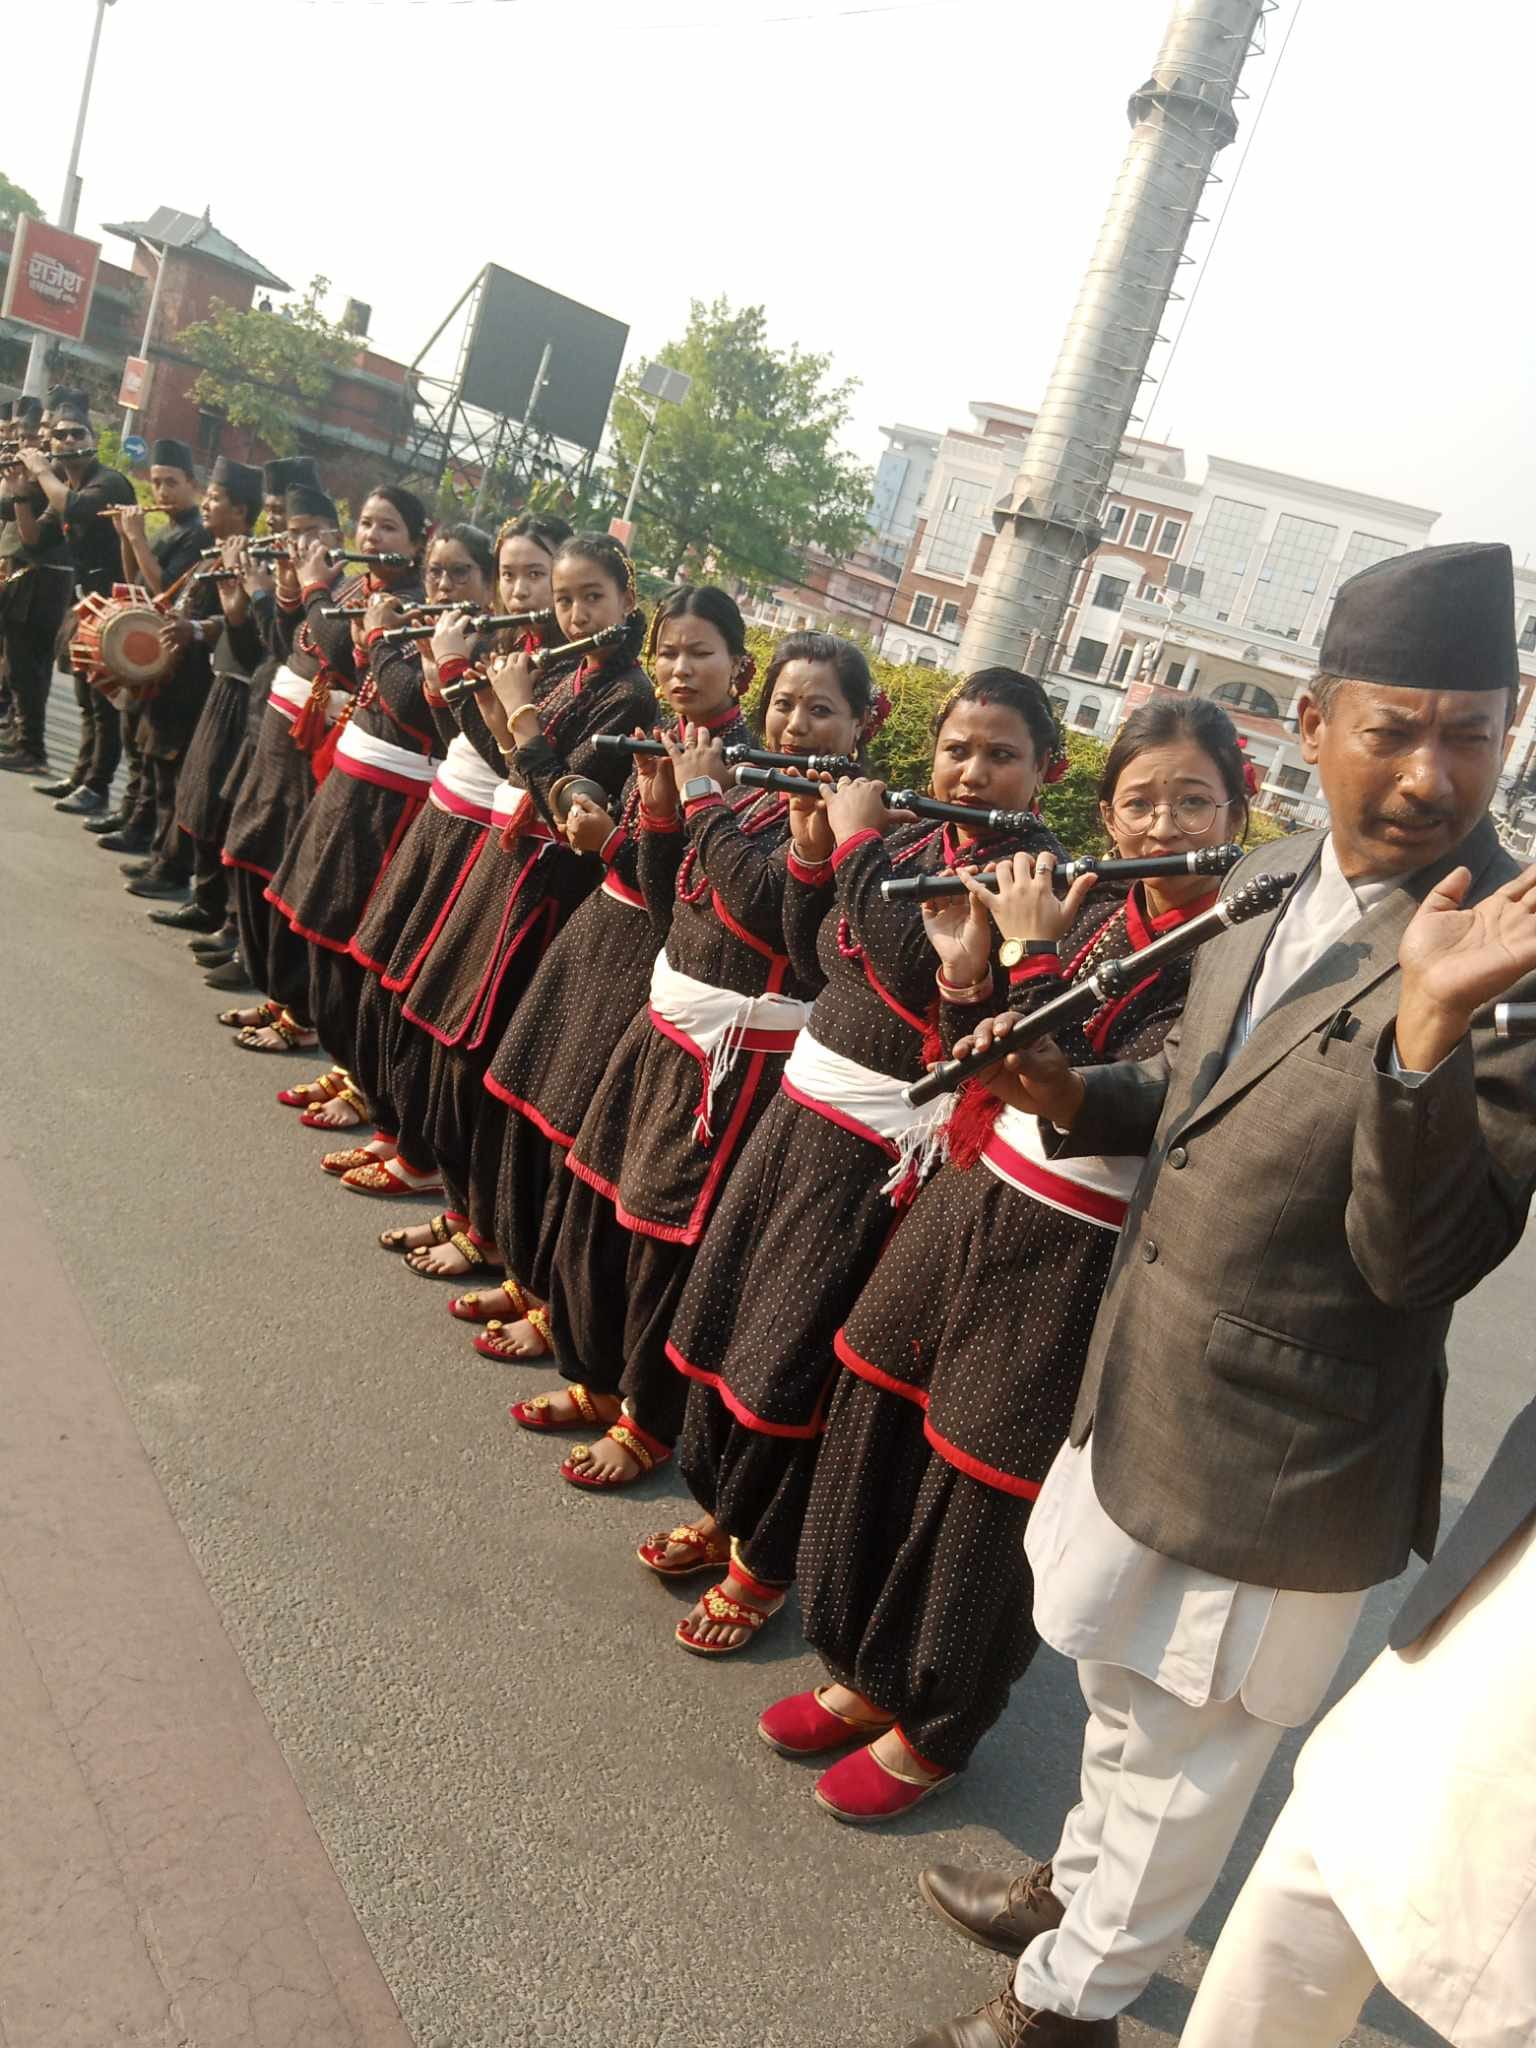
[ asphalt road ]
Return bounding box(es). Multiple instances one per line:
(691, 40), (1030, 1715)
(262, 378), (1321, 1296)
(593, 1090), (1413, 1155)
(4, 691), (1529, 2048)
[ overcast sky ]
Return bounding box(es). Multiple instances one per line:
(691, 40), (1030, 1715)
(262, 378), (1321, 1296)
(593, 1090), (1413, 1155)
(12, 0), (1533, 560)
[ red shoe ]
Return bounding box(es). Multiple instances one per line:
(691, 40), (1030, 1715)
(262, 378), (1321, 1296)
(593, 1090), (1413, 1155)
(813, 1738), (957, 1825)
(758, 1688), (895, 1758)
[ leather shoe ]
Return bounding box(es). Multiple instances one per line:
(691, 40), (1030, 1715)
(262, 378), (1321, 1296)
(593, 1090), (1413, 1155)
(100, 828), (155, 854)
(120, 858), (155, 880)
(126, 866), (191, 900)
(204, 954), (252, 990)
(149, 902), (223, 931)
(1, 752), (51, 776)
(55, 785), (106, 814)
(903, 1986), (1116, 2048)
(190, 923), (238, 954)
(919, 1863), (1065, 1958)
(23, 769), (70, 791)
(198, 950), (237, 973)
(85, 810), (127, 834)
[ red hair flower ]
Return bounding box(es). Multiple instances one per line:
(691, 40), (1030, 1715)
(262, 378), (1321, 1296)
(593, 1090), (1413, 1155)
(864, 686), (893, 738)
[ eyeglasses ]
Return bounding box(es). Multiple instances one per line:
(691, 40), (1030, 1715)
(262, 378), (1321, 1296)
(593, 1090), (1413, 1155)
(53, 426), (89, 440)
(1111, 795), (1232, 833)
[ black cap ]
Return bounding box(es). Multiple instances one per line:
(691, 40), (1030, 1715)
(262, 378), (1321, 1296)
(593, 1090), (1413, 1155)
(50, 387), (91, 424)
(285, 482), (338, 523)
(150, 437), (197, 476)
(0, 401), (12, 424)
(1320, 541), (1518, 696)
(14, 395), (43, 427)
(261, 455), (323, 497)
(210, 454), (264, 516)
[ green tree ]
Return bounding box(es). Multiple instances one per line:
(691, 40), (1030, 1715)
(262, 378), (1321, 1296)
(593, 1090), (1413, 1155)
(611, 299), (872, 585)
(177, 276), (355, 456)
(0, 171), (43, 230)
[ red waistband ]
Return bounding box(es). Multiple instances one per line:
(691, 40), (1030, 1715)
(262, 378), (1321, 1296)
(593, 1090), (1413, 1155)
(979, 1128), (1127, 1229)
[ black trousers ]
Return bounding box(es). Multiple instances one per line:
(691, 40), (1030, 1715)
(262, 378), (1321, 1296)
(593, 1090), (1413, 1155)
(70, 674), (121, 795)
(183, 830), (229, 922)
(1, 616), (59, 758)
(146, 755), (190, 875)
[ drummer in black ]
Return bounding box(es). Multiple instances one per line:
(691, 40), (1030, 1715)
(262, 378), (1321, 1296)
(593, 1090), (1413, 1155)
(102, 439), (216, 899)
(3, 389), (136, 800)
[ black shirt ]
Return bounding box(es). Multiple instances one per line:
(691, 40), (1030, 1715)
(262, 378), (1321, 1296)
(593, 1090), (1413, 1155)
(152, 506), (210, 593)
(56, 461), (139, 596)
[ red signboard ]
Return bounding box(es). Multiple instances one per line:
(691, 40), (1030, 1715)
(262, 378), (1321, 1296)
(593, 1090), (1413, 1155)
(117, 355), (151, 409)
(2, 215), (101, 343)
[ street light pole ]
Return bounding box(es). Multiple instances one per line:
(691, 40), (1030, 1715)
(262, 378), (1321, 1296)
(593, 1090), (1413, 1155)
(621, 409), (656, 528)
(22, 0), (115, 399)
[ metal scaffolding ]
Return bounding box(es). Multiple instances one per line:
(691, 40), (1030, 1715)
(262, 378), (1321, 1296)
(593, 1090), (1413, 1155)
(957, 0), (1273, 678)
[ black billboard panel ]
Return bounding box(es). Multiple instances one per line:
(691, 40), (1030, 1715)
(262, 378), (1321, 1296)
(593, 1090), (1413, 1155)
(461, 266), (629, 454)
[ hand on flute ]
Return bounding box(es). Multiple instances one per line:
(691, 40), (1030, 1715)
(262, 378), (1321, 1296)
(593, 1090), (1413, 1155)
(923, 865), (996, 991)
(430, 608), (478, 666)
(945, 1008), (1086, 1123)
(823, 775), (915, 847)
(633, 727), (678, 818)
(965, 849), (1098, 945)
(671, 722), (730, 796)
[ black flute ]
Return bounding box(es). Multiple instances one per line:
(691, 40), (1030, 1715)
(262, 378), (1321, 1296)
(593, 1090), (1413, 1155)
(1494, 1002), (1536, 1039)
(589, 737), (861, 775)
(733, 764), (1038, 833)
(388, 605), (556, 646)
(882, 843), (1246, 902)
(529, 618), (630, 673)
(905, 871), (1292, 1108)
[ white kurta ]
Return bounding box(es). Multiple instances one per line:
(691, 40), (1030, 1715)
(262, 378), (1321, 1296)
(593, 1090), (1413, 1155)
(1297, 1518), (1536, 2047)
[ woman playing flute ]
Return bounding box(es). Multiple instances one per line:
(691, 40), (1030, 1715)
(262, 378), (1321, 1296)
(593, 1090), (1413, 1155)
(640, 670), (1064, 1640)
(509, 633), (872, 1480)
(767, 696), (1248, 1820)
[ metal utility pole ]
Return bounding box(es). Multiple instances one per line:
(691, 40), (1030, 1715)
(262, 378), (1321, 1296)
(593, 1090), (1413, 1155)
(957, 0), (1270, 677)
(22, 0), (116, 399)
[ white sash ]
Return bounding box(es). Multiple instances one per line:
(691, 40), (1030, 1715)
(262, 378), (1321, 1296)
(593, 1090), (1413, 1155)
(980, 1104), (1138, 1231)
(649, 953), (809, 1141)
(492, 774), (556, 845)
(269, 661), (349, 722)
(782, 1027), (946, 1198)
(429, 733), (503, 824)
(335, 717), (440, 785)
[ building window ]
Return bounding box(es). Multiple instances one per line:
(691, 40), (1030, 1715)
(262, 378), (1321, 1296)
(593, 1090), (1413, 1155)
(915, 650), (938, 668)
(1166, 563), (1204, 598)
(1272, 762), (1310, 794)
(1246, 512), (1339, 639)
(1519, 614), (1536, 653)
(937, 600), (961, 637)
(195, 408), (223, 455)
(1074, 697), (1101, 730)
(909, 593), (934, 630)
(1211, 678), (1282, 719)
(1155, 518), (1184, 556)
(923, 476), (986, 578)
(1112, 643), (1135, 682)
(1102, 503), (1128, 542)
(1164, 661), (1186, 690)
(1070, 637), (1109, 678)
(1092, 573), (1129, 613)
(1185, 497), (1266, 619)
(1128, 511), (1155, 550)
(1048, 692), (1068, 720)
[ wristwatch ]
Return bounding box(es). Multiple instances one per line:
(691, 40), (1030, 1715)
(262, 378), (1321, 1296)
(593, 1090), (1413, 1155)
(998, 937), (1058, 969)
(681, 775), (724, 805)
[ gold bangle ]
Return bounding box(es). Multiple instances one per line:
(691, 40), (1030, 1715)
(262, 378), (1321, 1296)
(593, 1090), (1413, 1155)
(509, 702), (540, 729)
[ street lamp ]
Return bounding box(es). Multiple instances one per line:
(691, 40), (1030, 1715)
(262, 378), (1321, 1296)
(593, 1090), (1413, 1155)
(614, 359), (690, 543)
(22, 0), (116, 399)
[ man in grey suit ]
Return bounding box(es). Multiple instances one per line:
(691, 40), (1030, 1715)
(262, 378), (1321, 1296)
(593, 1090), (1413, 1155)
(900, 541), (1536, 2047)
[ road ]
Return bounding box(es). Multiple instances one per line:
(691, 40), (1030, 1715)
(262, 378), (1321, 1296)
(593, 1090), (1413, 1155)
(3, 695), (1528, 2048)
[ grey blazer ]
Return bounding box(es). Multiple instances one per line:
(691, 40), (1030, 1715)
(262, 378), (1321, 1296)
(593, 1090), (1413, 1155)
(1057, 816), (1536, 1594)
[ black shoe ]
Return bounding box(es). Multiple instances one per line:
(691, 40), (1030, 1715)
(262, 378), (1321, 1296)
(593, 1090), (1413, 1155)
(4, 758), (59, 781)
(191, 923), (238, 955)
(204, 954), (253, 990)
(198, 950), (238, 973)
(120, 858), (155, 880)
(904, 1988), (1117, 2048)
(55, 785), (106, 815)
(918, 1864), (1066, 1959)
(125, 866), (191, 900)
(85, 810), (128, 835)
(149, 901), (224, 932)
(101, 830), (155, 855)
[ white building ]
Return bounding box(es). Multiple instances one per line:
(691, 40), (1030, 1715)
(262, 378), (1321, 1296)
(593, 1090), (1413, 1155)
(867, 423), (940, 579)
